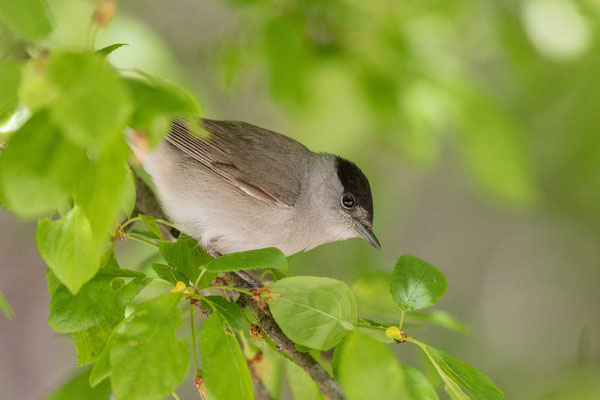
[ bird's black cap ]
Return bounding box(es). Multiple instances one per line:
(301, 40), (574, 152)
(335, 156), (374, 225)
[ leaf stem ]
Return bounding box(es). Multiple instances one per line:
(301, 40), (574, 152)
(157, 218), (178, 229)
(399, 309), (406, 332)
(124, 233), (159, 247)
(120, 216), (141, 231)
(193, 268), (207, 288)
(258, 269), (272, 281)
(190, 303), (199, 372)
(171, 392), (181, 400)
(207, 285), (254, 296)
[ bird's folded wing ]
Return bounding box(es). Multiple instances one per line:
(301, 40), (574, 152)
(166, 118), (309, 206)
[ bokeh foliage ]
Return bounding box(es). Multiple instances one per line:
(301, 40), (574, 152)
(214, 0), (600, 222)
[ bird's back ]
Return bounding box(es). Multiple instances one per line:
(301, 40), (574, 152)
(167, 119), (310, 206)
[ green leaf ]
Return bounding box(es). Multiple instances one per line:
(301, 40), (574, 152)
(390, 255), (448, 311)
(416, 342), (504, 400)
(125, 77), (201, 146)
(200, 295), (244, 331)
(89, 327), (118, 387)
(0, 288), (14, 318)
(109, 293), (189, 400)
(0, 0), (52, 41)
(48, 252), (151, 332)
(36, 205), (102, 294)
(159, 234), (213, 283)
(269, 276), (357, 350)
(287, 360), (323, 400)
(18, 57), (60, 111)
(151, 263), (187, 284)
(46, 366), (110, 400)
(73, 314), (122, 366)
(401, 364), (440, 400)
(139, 214), (163, 240)
(76, 136), (135, 241)
(205, 247), (287, 272)
(335, 332), (410, 400)
(200, 313), (254, 400)
(255, 342), (283, 399)
(0, 59), (21, 121)
(88, 310), (131, 387)
(95, 43), (128, 57)
(44, 51), (132, 150)
(0, 112), (89, 218)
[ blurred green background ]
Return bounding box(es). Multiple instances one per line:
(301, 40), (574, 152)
(1, 0), (599, 398)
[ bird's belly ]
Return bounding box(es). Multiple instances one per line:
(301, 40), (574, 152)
(143, 143), (299, 255)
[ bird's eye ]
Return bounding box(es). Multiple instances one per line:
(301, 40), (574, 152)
(341, 194), (356, 209)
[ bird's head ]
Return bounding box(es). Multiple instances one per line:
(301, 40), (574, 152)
(333, 156), (380, 250)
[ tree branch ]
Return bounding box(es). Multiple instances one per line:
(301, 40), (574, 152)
(132, 175), (345, 400)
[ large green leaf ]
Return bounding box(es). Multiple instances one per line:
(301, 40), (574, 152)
(390, 255), (447, 311)
(45, 366), (110, 400)
(89, 318), (122, 388)
(108, 293), (189, 400)
(159, 234), (213, 283)
(269, 276), (357, 350)
(287, 360), (322, 400)
(205, 247), (287, 272)
(0, 0), (52, 41)
(18, 57), (60, 111)
(0, 59), (21, 121)
(75, 136), (135, 241)
(200, 295), (245, 331)
(48, 251), (150, 332)
(335, 333), (409, 400)
(401, 364), (440, 400)
(73, 314), (122, 366)
(416, 342), (503, 400)
(28, 51), (132, 150)
(255, 342), (284, 399)
(0, 112), (89, 218)
(200, 313), (254, 400)
(36, 205), (102, 294)
(0, 288), (14, 318)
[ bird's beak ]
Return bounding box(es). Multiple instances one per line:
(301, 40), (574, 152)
(354, 219), (381, 250)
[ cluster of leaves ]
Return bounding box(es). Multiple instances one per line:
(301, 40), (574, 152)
(0, 0), (200, 296)
(43, 221), (504, 400)
(0, 2), (503, 400)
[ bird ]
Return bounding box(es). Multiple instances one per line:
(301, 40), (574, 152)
(130, 118), (379, 257)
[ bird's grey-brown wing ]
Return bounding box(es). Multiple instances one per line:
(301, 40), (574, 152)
(166, 118), (310, 206)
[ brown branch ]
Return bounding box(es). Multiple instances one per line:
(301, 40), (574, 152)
(132, 175), (345, 400)
(230, 274), (344, 400)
